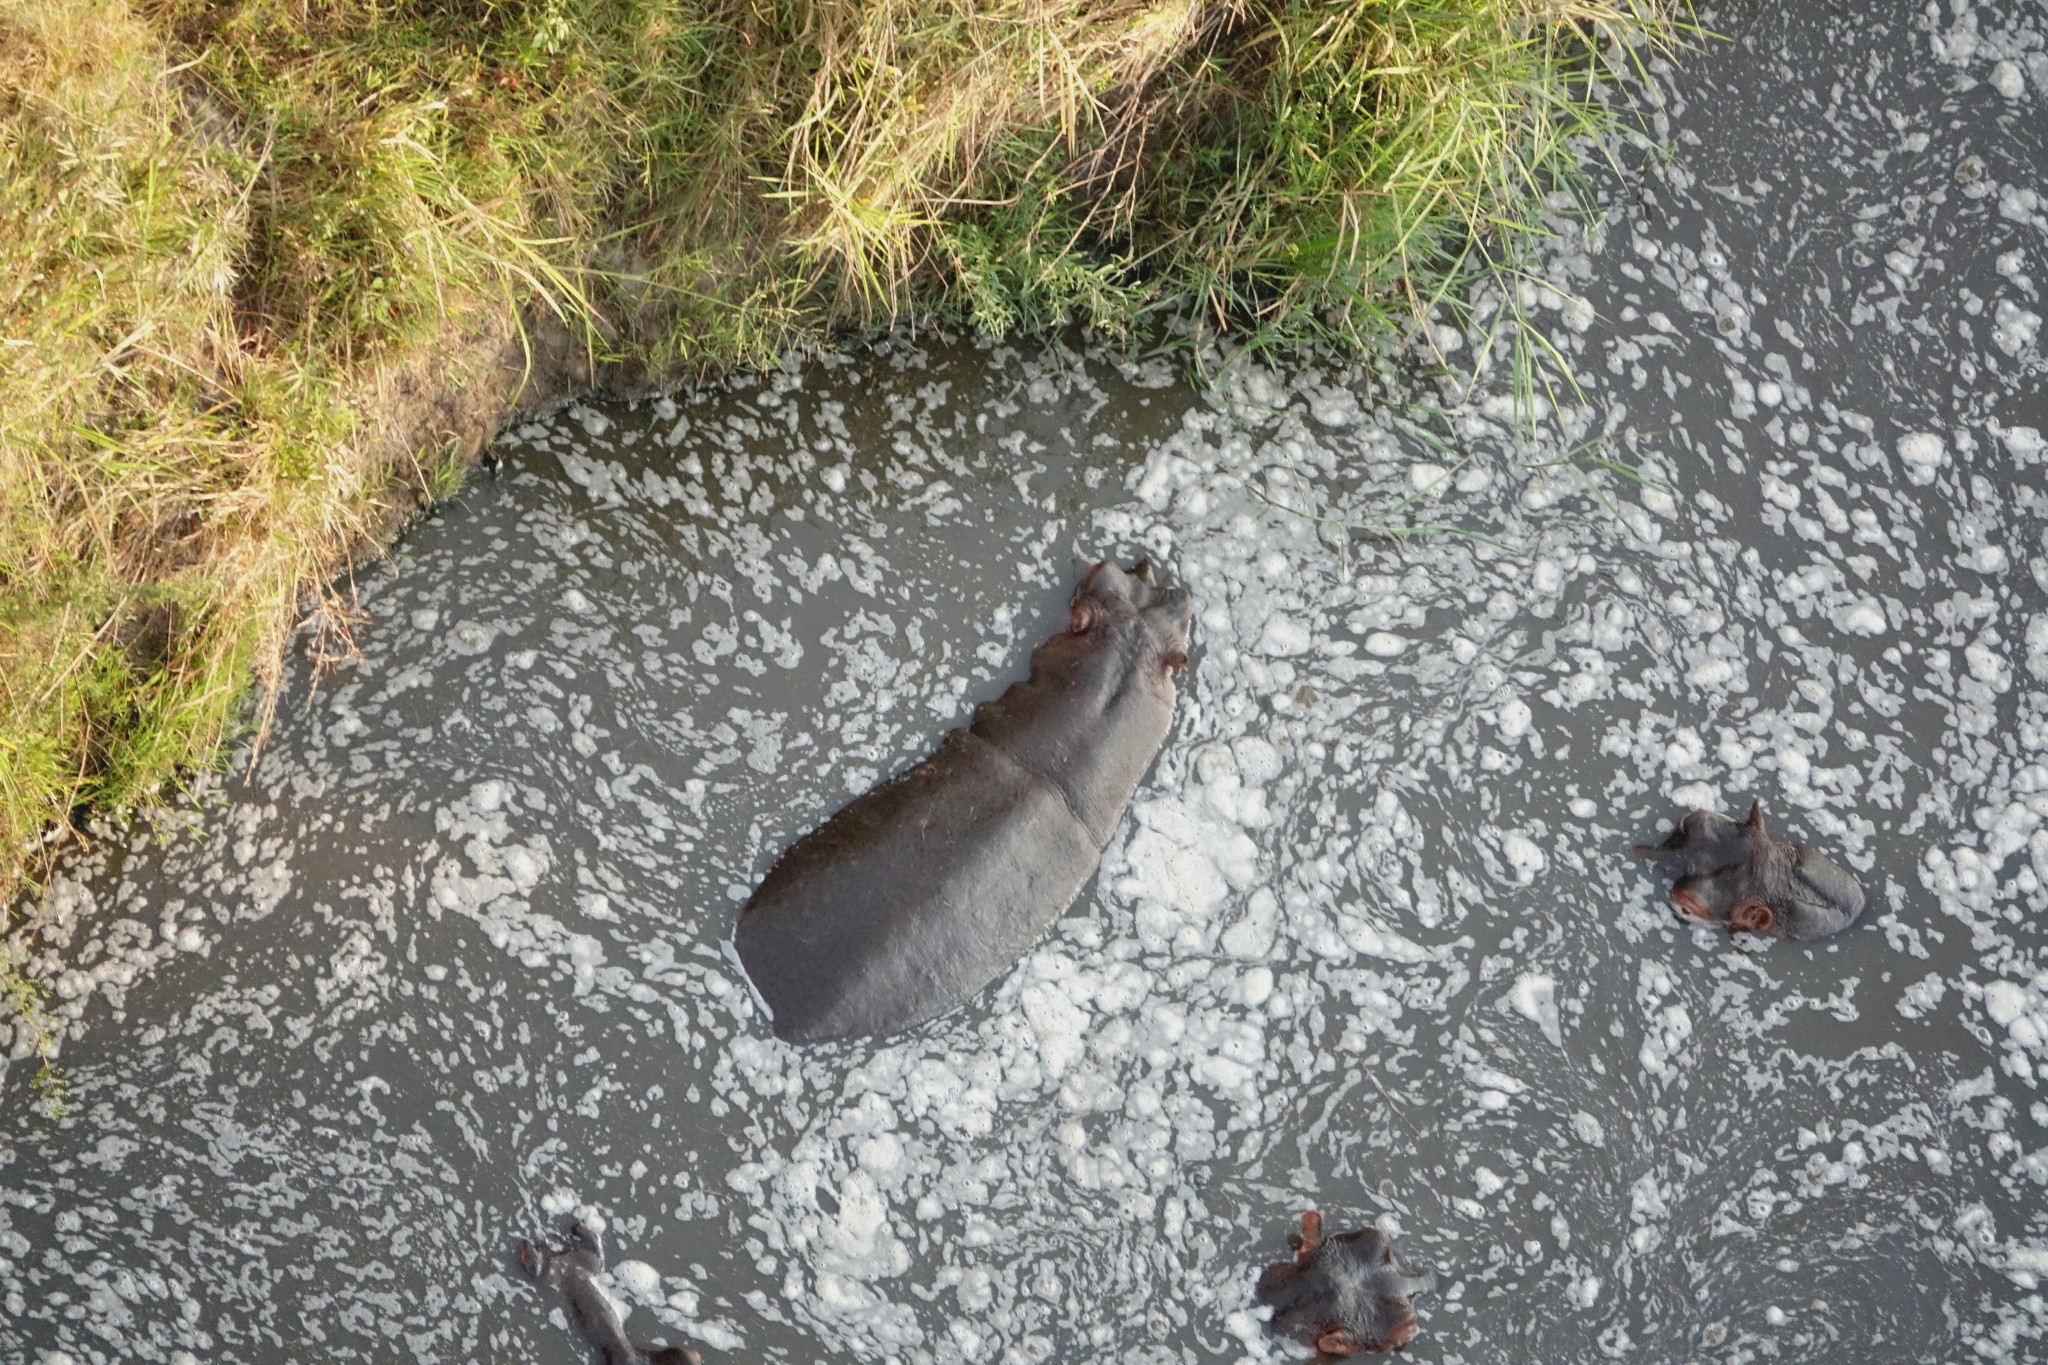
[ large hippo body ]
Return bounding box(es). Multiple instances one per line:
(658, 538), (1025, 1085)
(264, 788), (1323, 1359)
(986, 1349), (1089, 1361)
(734, 560), (1193, 1043)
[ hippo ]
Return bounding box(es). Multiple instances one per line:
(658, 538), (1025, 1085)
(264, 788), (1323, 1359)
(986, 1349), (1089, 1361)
(516, 1222), (700, 1365)
(734, 558), (1193, 1043)
(1255, 1210), (1436, 1357)
(1633, 799), (1865, 939)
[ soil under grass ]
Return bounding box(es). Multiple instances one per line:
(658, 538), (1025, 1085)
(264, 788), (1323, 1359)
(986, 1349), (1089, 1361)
(0, 0), (1680, 1066)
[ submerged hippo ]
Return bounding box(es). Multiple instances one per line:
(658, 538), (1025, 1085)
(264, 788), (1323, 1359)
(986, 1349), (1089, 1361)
(1256, 1210), (1436, 1357)
(1634, 799), (1865, 939)
(517, 1222), (700, 1364)
(735, 558), (1193, 1043)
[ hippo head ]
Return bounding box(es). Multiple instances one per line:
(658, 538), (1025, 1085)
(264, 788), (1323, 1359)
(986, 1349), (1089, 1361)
(1634, 800), (1866, 941)
(1257, 1212), (1436, 1356)
(965, 557), (1193, 843)
(1067, 557), (1194, 685)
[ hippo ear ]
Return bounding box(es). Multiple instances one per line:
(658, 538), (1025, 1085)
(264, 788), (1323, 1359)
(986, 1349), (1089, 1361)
(1070, 601), (1096, 633)
(1163, 649), (1188, 675)
(1132, 558), (1158, 584)
(1730, 899), (1775, 933)
(1294, 1209), (1325, 1257)
(1314, 1326), (1370, 1355)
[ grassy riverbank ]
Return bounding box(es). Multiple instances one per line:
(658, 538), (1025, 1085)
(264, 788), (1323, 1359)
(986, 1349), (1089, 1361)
(1, 0), (1678, 1053)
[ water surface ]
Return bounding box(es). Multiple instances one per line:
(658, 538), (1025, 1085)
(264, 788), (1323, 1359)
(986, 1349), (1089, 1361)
(5, 3), (2048, 1362)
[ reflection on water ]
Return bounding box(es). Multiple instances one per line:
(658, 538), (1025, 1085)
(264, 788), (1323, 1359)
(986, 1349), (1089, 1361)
(6, 3), (2048, 1363)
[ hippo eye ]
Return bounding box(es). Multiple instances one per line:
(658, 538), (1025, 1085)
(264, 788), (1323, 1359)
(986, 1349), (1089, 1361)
(1163, 649), (1188, 675)
(1070, 601), (1096, 634)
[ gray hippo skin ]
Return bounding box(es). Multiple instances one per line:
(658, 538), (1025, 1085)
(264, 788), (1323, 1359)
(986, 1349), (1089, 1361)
(734, 559), (1193, 1043)
(1256, 1210), (1436, 1357)
(1634, 799), (1865, 939)
(517, 1222), (700, 1365)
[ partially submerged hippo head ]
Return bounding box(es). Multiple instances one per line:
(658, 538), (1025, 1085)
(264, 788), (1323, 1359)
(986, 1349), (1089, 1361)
(1256, 1211), (1435, 1356)
(1070, 556), (1194, 654)
(966, 555), (1193, 843)
(1633, 799), (1865, 940)
(517, 1221), (701, 1364)
(1061, 557), (1193, 686)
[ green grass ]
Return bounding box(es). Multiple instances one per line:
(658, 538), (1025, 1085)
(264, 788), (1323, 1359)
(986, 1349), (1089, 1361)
(1, 0), (1684, 1072)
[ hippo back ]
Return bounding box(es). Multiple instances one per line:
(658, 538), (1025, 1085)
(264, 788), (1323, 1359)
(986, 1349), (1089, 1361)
(734, 560), (1192, 1043)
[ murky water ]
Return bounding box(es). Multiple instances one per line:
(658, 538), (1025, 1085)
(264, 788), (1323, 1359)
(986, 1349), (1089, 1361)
(7, 4), (2048, 1363)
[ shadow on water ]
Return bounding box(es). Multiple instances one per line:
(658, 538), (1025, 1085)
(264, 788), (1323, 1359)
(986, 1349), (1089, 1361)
(5, 3), (2048, 1362)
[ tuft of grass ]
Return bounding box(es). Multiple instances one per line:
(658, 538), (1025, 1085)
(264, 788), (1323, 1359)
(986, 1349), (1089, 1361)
(1, 0), (1685, 1070)
(0, 941), (63, 1106)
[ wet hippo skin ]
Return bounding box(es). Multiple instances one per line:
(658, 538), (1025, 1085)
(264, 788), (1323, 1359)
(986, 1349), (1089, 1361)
(517, 1222), (701, 1365)
(1634, 799), (1865, 939)
(1255, 1210), (1436, 1357)
(734, 558), (1194, 1043)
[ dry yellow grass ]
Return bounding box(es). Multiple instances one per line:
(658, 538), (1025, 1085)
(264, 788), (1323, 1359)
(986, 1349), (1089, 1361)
(785, 0), (1223, 310)
(4, 0), (373, 853)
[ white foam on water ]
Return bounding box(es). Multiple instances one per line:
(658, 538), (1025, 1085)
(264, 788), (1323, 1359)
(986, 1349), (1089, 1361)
(1895, 432), (1947, 484)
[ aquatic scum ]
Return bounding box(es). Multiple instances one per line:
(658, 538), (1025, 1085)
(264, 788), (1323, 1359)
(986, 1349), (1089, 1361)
(4, 4), (2048, 1365)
